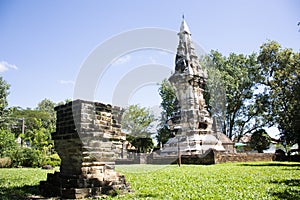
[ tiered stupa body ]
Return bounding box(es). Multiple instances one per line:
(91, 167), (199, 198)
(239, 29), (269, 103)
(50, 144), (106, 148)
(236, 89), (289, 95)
(170, 18), (212, 135)
(161, 18), (233, 155)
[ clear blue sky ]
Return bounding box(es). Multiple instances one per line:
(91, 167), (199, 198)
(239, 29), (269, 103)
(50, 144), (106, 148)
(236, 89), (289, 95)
(0, 0), (299, 109)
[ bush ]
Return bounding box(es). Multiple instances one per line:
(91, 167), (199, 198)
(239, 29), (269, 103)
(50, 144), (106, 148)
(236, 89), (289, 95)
(40, 153), (61, 167)
(0, 157), (12, 168)
(249, 129), (271, 153)
(49, 153), (61, 166)
(6, 146), (61, 168)
(9, 147), (40, 167)
(0, 129), (17, 157)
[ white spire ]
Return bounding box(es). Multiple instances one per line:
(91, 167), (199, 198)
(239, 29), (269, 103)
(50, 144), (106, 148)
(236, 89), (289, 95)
(180, 17), (191, 34)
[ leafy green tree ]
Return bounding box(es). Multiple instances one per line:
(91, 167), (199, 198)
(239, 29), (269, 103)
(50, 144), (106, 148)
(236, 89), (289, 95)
(122, 105), (155, 137)
(122, 105), (155, 153)
(37, 98), (56, 114)
(37, 98), (56, 132)
(0, 129), (17, 157)
(57, 98), (72, 106)
(156, 79), (177, 147)
(9, 100), (59, 167)
(249, 129), (271, 153)
(11, 108), (54, 137)
(258, 40), (300, 147)
(158, 79), (177, 120)
(126, 134), (154, 153)
(156, 126), (172, 148)
(26, 119), (51, 151)
(204, 51), (268, 140)
(11, 98), (57, 138)
(0, 76), (10, 128)
(10, 103), (55, 156)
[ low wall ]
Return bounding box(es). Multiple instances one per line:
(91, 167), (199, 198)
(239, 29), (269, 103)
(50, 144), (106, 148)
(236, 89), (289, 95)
(213, 151), (274, 164)
(273, 154), (300, 162)
(180, 149), (215, 165)
(116, 154), (148, 164)
(125, 149), (276, 165)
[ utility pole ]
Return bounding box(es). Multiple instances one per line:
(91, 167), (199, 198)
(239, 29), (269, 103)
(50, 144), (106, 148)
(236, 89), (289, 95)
(21, 118), (25, 135)
(21, 118), (25, 147)
(178, 136), (181, 167)
(174, 126), (182, 167)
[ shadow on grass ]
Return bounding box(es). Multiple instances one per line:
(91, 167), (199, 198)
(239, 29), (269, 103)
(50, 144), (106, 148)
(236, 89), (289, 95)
(270, 179), (300, 200)
(0, 184), (46, 200)
(136, 193), (159, 198)
(238, 162), (300, 168)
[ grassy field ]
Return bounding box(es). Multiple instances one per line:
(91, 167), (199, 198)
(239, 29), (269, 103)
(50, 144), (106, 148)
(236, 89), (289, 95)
(0, 167), (58, 199)
(0, 162), (299, 199)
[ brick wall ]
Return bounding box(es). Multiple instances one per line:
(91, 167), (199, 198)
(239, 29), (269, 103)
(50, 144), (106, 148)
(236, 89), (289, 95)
(40, 100), (129, 199)
(213, 151), (274, 164)
(145, 149), (275, 165)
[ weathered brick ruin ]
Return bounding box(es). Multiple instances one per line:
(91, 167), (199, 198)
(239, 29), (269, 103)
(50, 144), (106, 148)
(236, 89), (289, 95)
(40, 100), (129, 199)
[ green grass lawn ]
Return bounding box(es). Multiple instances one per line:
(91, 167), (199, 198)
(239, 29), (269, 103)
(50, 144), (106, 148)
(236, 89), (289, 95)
(0, 162), (299, 199)
(0, 167), (58, 200)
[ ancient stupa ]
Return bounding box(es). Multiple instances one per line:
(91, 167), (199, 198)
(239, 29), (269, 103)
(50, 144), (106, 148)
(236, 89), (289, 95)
(161, 17), (234, 155)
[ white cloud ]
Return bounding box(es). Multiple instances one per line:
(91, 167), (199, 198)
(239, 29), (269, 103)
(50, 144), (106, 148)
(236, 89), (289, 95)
(158, 50), (169, 56)
(112, 55), (131, 65)
(59, 80), (75, 85)
(149, 56), (157, 64)
(0, 61), (18, 73)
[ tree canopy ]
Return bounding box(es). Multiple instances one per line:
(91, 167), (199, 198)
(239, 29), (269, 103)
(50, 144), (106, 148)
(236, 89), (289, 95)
(156, 79), (177, 147)
(258, 40), (300, 146)
(249, 129), (271, 153)
(0, 76), (10, 128)
(158, 79), (177, 120)
(204, 51), (269, 140)
(121, 105), (155, 153)
(1, 94), (60, 167)
(122, 104), (155, 137)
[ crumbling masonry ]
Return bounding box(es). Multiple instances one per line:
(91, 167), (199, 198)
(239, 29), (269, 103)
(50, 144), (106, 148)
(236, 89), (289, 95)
(40, 100), (129, 199)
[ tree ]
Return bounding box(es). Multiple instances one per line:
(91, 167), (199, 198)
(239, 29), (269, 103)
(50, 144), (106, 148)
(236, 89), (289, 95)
(257, 40), (300, 147)
(0, 76), (10, 128)
(26, 118), (52, 151)
(37, 98), (56, 114)
(122, 105), (155, 136)
(9, 100), (59, 167)
(126, 134), (154, 153)
(122, 105), (155, 153)
(249, 129), (271, 153)
(156, 79), (177, 147)
(0, 129), (17, 157)
(204, 51), (269, 140)
(37, 98), (56, 133)
(11, 108), (53, 136)
(10, 105), (55, 154)
(158, 79), (177, 120)
(57, 98), (72, 106)
(156, 126), (172, 148)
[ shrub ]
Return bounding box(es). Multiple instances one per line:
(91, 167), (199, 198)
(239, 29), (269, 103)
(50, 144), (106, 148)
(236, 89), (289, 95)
(49, 153), (61, 166)
(40, 153), (61, 167)
(0, 129), (17, 157)
(249, 129), (271, 153)
(0, 157), (12, 168)
(10, 147), (40, 167)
